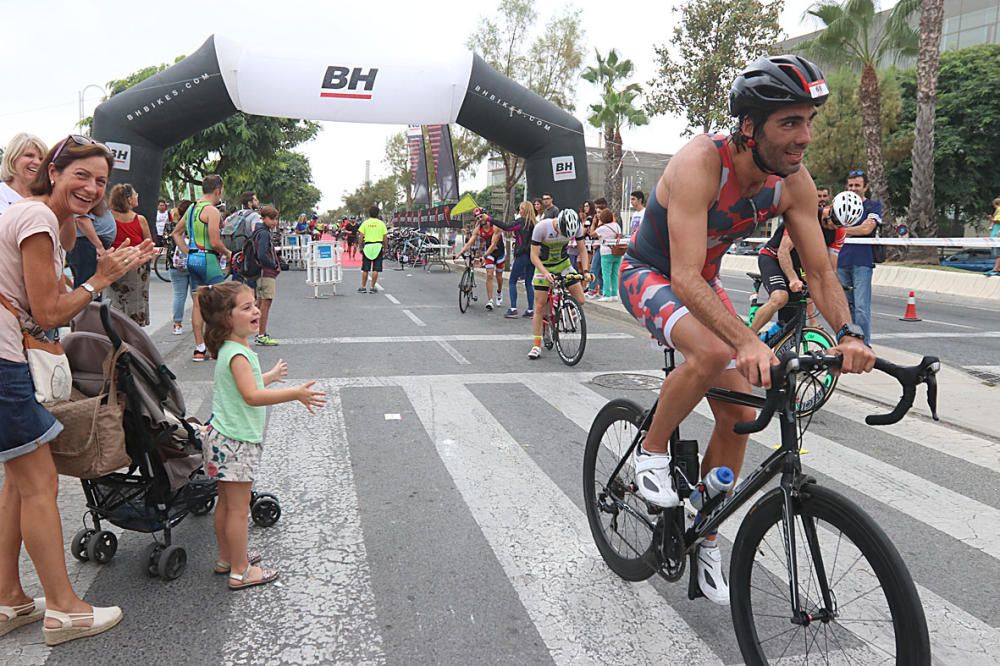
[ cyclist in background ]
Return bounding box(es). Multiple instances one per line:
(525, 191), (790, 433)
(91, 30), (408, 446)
(528, 209), (590, 360)
(751, 190), (863, 339)
(456, 209), (505, 310)
(619, 55), (874, 604)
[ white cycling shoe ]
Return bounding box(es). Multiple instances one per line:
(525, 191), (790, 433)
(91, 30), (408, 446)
(696, 543), (730, 605)
(633, 447), (681, 508)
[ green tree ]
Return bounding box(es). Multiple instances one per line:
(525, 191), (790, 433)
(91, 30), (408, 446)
(907, 0), (945, 252)
(805, 67), (906, 197)
(86, 61), (321, 203)
(253, 151), (321, 218)
(801, 0), (919, 227)
(341, 176), (400, 218)
(582, 49), (649, 213)
(887, 45), (1000, 236)
(469, 0), (585, 219)
(647, 0), (783, 135)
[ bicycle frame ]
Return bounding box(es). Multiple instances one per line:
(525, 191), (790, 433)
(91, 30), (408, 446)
(600, 348), (831, 619)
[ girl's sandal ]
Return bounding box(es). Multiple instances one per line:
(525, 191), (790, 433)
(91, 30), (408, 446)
(228, 565), (279, 591)
(0, 598), (45, 637)
(213, 550), (263, 574)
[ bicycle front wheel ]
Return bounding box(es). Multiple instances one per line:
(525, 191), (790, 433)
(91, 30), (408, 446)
(583, 399), (659, 581)
(153, 252), (171, 282)
(773, 327), (838, 418)
(458, 268), (473, 313)
(554, 295), (586, 366)
(730, 484), (929, 665)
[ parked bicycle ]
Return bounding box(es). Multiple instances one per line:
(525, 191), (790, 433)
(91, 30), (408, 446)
(583, 346), (939, 664)
(541, 272), (587, 366)
(745, 272), (837, 417)
(152, 249), (170, 282)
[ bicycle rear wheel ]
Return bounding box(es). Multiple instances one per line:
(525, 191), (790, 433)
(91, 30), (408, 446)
(458, 268), (473, 313)
(554, 296), (586, 366)
(730, 484), (929, 665)
(583, 399), (659, 581)
(773, 327), (838, 417)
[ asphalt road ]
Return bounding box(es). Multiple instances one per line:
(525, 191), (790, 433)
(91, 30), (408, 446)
(5, 260), (998, 665)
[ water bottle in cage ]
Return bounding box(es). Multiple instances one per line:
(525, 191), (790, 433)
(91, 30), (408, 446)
(689, 467), (735, 512)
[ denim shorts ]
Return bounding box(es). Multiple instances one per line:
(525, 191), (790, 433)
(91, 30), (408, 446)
(0, 359), (63, 463)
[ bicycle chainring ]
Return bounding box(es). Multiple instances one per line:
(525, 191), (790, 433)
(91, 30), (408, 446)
(654, 509), (687, 582)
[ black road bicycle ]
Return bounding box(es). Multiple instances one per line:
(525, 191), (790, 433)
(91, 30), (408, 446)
(542, 272), (587, 366)
(458, 252), (480, 313)
(584, 347), (939, 664)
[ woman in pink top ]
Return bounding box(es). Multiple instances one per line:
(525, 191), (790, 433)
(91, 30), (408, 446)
(0, 135), (154, 645)
(107, 183), (152, 326)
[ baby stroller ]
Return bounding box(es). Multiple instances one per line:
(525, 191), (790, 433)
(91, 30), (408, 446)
(61, 303), (282, 580)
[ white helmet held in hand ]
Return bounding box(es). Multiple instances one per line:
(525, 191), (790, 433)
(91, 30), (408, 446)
(557, 208), (581, 237)
(830, 191), (865, 228)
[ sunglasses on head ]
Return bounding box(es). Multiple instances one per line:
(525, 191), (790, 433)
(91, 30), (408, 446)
(51, 134), (111, 164)
(848, 170), (865, 177)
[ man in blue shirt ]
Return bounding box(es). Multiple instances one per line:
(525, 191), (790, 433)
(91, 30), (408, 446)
(836, 171), (881, 345)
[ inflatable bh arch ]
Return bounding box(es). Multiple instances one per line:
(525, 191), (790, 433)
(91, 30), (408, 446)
(92, 35), (589, 221)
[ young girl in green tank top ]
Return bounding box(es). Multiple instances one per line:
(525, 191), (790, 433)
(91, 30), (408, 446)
(195, 282), (326, 590)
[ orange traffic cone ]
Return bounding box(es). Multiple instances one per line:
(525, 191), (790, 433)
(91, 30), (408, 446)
(900, 291), (921, 322)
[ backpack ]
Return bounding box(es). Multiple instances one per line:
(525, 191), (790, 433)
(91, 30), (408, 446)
(221, 209), (257, 253)
(234, 228), (266, 280)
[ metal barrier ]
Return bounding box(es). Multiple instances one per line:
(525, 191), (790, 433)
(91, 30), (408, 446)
(279, 234), (311, 270)
(305, 241), (343, 298)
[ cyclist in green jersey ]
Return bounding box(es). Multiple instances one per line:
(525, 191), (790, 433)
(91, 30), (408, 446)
(528, 209), (590, 359)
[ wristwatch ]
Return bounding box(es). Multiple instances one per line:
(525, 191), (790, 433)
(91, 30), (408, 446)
(81, 282), (96, 295)
(836, 323), (864, 343)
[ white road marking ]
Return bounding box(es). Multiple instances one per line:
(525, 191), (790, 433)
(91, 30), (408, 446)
(384, 293), (401, 305)
(873, 311), (975, 328)
(220, 387), (385, 664)
(531, 378), (1000, 665)
(401, 379), (721, 666)
(278, 333), (634, 345)
(402, 309), (427, 327)
(384, 413), (401, 420)
(874, 331), (1000, 340)
(434, 338), (471, 365)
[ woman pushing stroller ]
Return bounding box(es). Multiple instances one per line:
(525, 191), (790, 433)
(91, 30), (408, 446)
(196, 282), (325, 589)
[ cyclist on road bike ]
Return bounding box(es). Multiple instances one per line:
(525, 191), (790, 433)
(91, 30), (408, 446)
(618, 55), (875, 604)
(456, 208), (506, 310)
(751, 190), (864, 339)
(528, 208), (590, 359)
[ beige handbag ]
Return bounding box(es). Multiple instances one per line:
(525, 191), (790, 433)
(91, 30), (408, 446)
(47, 346), (129, 479)
(0, 293), (72, 404)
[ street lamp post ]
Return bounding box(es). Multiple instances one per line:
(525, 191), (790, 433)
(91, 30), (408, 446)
(78, 84), (107, 127)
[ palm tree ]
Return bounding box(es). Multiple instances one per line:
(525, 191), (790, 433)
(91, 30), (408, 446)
(582, 49), (649, 214)
(909, 0), (945, 255)
(803, 0), (919, 225)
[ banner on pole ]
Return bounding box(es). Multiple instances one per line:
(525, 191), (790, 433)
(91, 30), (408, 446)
(392, 205), (459, 228)
(426, 124), (460, 201)
(407, 125), (432, 206)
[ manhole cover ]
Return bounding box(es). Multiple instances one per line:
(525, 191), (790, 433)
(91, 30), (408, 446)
(964, 368), (1000, 387)
(591, 373), (662, 391)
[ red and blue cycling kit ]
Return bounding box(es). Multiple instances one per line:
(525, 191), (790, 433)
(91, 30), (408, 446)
(478, 221), (506, 270)
(620, 135), (782, 347)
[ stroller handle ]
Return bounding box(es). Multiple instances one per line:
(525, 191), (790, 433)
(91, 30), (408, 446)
(100, 304), (123, 350)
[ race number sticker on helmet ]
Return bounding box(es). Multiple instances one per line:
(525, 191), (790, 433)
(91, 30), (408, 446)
(808, 79), (829, 99)
(831, 191), (865, 228)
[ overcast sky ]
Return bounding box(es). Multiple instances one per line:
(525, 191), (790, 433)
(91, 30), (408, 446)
(1, 0), (889, 211)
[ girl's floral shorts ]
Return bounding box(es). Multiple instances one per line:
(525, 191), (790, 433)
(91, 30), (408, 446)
(201, 426), (262, 483)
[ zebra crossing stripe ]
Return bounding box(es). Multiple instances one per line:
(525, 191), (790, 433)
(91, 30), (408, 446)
(220, 387), (386, 664)
(829, 392), (1000, 475)
(526, 376), (1000, 665)
(401, 379), (723, 666)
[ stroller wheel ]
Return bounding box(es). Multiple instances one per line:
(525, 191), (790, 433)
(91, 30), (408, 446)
(86, 530), (118, 565)
(157, 545), (187, 581)
(251, 496), (281, 528)
(71, 528), (95, 562)
(191, 497), (216, 516)
(140, 542), (162, 578)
